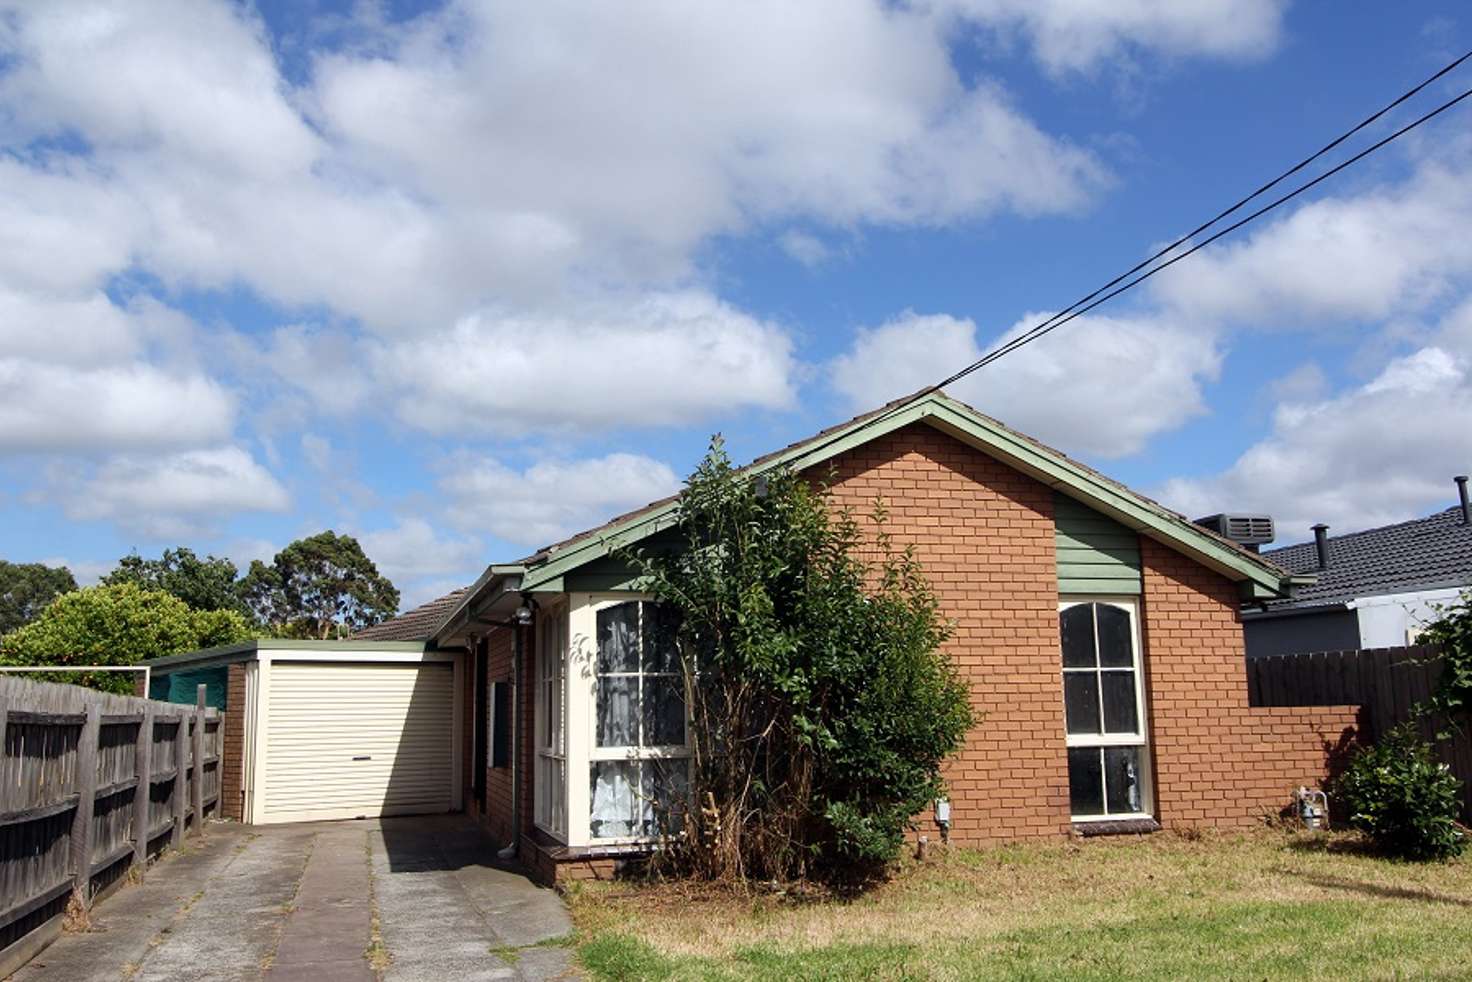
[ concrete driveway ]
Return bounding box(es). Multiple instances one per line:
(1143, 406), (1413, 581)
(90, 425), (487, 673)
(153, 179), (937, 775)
(12, 816), (575, 982)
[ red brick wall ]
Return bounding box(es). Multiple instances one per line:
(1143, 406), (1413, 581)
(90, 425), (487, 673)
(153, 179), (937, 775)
(475, 624), (538, 848)
(221, 662), (246, 821)
(1140, 538), (1358, 826)
(824, 423), (1072, 843)
(821, 421), (1356, 842)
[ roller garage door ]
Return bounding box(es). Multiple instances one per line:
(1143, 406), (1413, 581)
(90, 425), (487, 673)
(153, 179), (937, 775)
(260, 661), (456, 823)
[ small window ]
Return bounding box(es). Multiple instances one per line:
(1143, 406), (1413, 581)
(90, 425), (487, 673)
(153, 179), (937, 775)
(490, 680), (511, 769)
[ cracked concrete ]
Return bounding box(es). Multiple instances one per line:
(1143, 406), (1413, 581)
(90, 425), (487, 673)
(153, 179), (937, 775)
(11, 816), (575, 982)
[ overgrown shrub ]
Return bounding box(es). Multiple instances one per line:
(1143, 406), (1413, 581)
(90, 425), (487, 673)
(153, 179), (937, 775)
(1333, 723), (1465, 861)
(1419, 590), (1472, 737)
(625, 439), (974, 884)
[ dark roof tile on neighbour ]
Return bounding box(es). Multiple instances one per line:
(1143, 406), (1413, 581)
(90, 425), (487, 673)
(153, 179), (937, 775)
(1261, 506), (1472, 610)
(351, 588), (469, 641)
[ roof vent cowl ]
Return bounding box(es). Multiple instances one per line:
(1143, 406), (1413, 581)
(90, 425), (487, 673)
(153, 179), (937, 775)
(1312, 523), (1331, 570)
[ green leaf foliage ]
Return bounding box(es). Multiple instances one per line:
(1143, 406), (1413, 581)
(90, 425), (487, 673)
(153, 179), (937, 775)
(0, 582), (252, 694)
(238, 531), (399, 639)
(1333, 722), (1465, 861)
(625, 438), (974, 883)
(1418, 590), (1472, 736)
(103, 547), (245, 615)
(0, 560), (77, 634)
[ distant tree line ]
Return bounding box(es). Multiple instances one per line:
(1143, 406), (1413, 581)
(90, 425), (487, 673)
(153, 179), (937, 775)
(0, 532), (400, 693)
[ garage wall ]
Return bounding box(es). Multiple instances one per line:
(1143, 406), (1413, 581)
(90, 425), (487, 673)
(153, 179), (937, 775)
(249, 649), (463, 825)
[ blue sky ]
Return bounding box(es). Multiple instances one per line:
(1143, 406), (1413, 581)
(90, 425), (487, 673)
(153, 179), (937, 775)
(3, 1), (1472, 611)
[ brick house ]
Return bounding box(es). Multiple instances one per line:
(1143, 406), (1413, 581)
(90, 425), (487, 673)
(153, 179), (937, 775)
(357, 391), (1358, 884)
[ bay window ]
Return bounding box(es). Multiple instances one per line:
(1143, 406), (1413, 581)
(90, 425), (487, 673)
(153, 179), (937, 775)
(589, 600), (687, 840)
(535, 594), (691, 847)
(1059, 599), (1151, 820)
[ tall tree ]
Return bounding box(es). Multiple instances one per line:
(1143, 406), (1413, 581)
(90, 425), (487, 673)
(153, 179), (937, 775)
(0, 582), (252, 694)
(239, 531), (399, 639)
(0, 561), (77, 634)
(103, 547), (244, 615)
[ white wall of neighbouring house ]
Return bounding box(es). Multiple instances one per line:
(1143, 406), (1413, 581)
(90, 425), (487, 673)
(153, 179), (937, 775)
(1351, 587), (1466, 648)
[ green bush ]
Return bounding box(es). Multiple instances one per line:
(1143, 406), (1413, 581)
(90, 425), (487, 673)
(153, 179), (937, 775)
(0, 582), (252, 694)
(1333, 723), (1465, 861)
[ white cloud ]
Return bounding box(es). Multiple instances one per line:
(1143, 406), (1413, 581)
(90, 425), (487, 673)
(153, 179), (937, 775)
(1151, 161), (1472, 327)
(779, 231), (834, 268)
(441, 453), (680, 549)
(0, 360), (235, 453)
(375, 291), (799, 434)
(61, 446), (290, 538)
(0, 0), (1109, 338)
(928, 0), (1287, 75)
(38, 557), (111, 586)
(355, 518), (481, 585)
(830, 310), (1220, 458)
(1156, 346), (1472, 538)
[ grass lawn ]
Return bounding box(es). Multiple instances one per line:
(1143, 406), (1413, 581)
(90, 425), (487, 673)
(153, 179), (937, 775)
(567, 830), (1472, 980)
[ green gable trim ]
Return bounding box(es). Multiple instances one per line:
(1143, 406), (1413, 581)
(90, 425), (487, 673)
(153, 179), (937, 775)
(1055, 492), (1141, 595)
(512, 393), (1293, 599)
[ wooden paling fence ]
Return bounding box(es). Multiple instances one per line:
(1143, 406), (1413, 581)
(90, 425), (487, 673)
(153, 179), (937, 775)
(0, 674), (223, 975)
(1247, 644), (1472, 819)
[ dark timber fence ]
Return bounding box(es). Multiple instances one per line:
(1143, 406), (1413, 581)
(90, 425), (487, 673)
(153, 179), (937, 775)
(1247, 644), (1472, 820)
(0, 674), (224, 976)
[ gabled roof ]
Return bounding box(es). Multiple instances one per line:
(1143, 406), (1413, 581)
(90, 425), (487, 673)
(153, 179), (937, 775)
(1256, 506), (1472, 612)
(352, 588), (468, 641)
(433, 391), (1299, 639)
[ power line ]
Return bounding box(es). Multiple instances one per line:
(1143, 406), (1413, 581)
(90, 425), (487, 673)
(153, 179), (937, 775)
(783, 50), (1472, 470)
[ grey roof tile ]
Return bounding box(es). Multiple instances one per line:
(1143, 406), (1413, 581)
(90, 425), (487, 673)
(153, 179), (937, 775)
(351, 588), (469, 641)
(1262, 506), (1472, 609)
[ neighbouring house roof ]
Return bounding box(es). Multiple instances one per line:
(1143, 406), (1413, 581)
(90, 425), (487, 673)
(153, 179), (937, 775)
(1252, 506), (1472, 613)
(432, 390), (1304, 643)
(352, 588), (469, 641)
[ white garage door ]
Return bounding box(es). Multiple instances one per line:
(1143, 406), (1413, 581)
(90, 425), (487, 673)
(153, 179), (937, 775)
(260, 661), (456, 823)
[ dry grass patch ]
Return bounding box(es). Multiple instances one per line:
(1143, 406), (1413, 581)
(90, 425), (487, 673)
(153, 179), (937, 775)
(570, 829), (1472, 980)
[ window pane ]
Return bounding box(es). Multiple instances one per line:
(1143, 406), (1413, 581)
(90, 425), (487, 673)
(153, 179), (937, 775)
(1104, 746), (1143, 814)
(643, 675), (686, 746)
(1067, 747), (1104, 817)
(597, 603), (640, 673)
(590, 761), (639, 838)
(1063, 673), (1100, 735)
(1096, 604), (1134, 668)
(1101, 671), (1139, 734)
(596, 676), (638, 747)
(1060, 605), (1096, 668)
(644, 602), (682, 674)
(647, 758), (690, 835)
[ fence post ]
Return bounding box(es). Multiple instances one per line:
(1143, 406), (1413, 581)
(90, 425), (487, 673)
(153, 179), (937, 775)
(170, 715), (186, 850)
(0, 697), (9, 814)
(133, 706), (153, 874)
(192, 686), (206, 835)
(70, 704), (101, 908)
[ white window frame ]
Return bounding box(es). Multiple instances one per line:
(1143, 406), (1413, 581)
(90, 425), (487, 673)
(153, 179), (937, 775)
(533, 602), (568, 840)
(563, 593), (691, 848)
(1058, 596), (1153, 823)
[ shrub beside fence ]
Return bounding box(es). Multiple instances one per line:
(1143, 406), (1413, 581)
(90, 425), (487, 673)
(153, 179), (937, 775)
(1247, 644), (1472, 820)
(0, 674), (223, 976)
